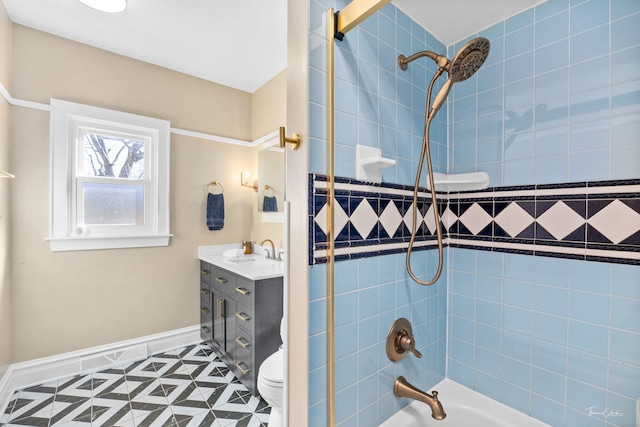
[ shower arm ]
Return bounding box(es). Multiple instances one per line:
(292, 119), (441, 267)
(406, 69), (445, 287)
(398, 51), (450, 72)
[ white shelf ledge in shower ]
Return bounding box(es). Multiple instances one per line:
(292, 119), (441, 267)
(427, 171), (490, 192)
(356, 145), (396, 184)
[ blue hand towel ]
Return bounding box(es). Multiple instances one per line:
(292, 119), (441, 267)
(206, 193), (224, 230)
(263, 195), (278, 212)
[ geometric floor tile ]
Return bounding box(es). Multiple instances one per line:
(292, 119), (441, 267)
(0, 343), (270, 427)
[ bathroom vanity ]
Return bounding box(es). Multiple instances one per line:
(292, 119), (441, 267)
(199, 247), (283, 395)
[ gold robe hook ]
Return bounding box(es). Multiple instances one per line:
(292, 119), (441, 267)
(279, 126), (301, 150)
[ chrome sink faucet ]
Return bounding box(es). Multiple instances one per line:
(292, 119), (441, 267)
(394, 376), (446, 420)
(260, 239), (276, 259)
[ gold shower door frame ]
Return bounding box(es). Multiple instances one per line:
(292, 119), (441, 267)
(325, 1), (391, 425)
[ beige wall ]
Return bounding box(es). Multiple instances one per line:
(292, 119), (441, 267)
(252, 69), (286, 141)
(9, 25), (260, 362)
(11, 25), (253, 141)
(0, 2), (12, 374)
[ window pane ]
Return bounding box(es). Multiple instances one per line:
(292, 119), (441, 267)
(83, 133), (145, 179)
(83, 182), (144, 225)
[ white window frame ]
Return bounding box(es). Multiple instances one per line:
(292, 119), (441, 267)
(48, 99), (171, 251)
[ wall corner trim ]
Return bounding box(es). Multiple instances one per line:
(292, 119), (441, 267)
(0, 325), (200, 416)
(0, 81), (51, 111)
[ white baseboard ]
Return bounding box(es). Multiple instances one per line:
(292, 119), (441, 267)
(0, 325), (200, 416)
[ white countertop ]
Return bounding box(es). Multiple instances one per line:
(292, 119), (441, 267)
(198, 244), (284, 281)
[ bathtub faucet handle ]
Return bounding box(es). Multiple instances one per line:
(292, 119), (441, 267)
(387, 318), (424, 362)
(398, 332), (422, 358)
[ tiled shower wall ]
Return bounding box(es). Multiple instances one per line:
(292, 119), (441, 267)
(446, 1), (640, 427)
(307, 0), (640, 427)
(307, 2), (449, 426)
(448, 0), (640, 185)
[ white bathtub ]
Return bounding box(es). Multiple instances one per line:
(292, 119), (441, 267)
(379, 379), (550, 427)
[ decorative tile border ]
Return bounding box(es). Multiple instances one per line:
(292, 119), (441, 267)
(308, 174), (640, 265)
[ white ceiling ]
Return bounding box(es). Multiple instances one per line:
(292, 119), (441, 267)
(3, 0), (544, 93)
(393, 0), (546, 46)
(2, 0), (288, 93)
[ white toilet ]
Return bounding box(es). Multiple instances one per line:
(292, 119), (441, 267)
(257, 319), (285, 427)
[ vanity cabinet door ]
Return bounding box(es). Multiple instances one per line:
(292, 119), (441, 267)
(208, 264), (236, 360)
(210, 284), (226, 355)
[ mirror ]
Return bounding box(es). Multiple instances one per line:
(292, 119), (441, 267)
(258, 143), (285, 213)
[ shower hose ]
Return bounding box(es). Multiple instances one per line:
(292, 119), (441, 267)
(405, 68), (445, 286)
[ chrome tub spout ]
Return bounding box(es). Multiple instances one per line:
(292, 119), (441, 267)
(394, 376), (446, 420)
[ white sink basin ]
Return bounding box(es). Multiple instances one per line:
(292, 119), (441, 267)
(225, 255), (276, 265)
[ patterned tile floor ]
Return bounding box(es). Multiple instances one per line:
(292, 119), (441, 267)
(0, 344), (270, 427)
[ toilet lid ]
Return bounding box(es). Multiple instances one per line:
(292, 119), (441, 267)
(260, 349), (284, 383)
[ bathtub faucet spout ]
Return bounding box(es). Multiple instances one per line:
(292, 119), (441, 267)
(394, 376), (446, 420)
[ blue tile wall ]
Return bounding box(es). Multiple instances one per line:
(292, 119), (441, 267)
(308, 1), (447, 185)
(307, 2), (449, 426)
(308, 252), (447, 427)
(449, 248), (640, 427)
(308, 0), (640, 426)
(450, 0), (640, 188)
(444, 2), (640, 427)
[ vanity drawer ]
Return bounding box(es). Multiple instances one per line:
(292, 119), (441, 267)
(200, 303), (212, 323)
(200, 262), (213, 284)
(234, 277), (255, 306)
(199, 283), (211, 305)
(199, 283), (212, 342)
(234, 347), (254, 391)
(209, 265), (236, 290)
(200, 323), (212, 342)
(234, 303), (253, 334)
(235, 328), (252, 353)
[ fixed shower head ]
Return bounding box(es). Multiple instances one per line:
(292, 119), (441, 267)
(448, 37), (491, 82)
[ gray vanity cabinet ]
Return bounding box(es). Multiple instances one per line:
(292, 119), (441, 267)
(199, 261), (283, 395)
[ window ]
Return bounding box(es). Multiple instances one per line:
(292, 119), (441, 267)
(49, 99), (171, 251)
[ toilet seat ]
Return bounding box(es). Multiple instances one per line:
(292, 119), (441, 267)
(259, 349), (284, 385)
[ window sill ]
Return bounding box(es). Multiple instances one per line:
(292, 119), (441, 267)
(47, 234), (173, 252)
